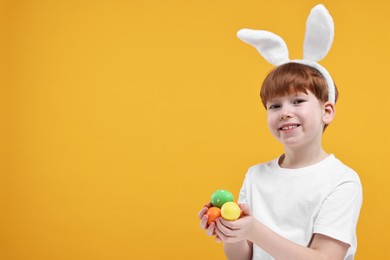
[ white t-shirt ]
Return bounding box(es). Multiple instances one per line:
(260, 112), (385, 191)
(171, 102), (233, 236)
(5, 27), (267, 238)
(238, 154), (363, 260)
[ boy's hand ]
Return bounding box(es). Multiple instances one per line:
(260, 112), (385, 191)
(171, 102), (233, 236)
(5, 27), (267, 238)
(198, 203), (222, 243)
(214, 204), (254, 243)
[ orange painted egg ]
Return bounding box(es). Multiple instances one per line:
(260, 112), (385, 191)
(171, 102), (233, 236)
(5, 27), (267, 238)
(206, 207), (221, 224)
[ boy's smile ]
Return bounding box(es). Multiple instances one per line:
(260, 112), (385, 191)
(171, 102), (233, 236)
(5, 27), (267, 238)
(278, 123), (301, 132)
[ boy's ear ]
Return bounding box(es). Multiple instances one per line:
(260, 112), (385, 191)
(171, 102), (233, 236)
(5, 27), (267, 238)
(323, 101), (335, 124)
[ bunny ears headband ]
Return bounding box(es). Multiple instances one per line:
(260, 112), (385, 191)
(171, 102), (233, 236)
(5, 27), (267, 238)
(237, 4), (336, 104)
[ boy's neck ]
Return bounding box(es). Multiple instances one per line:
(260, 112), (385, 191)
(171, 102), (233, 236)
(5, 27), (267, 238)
(279, 146), (329, 169)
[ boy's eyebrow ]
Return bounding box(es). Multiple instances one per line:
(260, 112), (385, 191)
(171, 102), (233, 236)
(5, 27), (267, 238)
(294, 92), (309, 97)
(267, 92), (309, 101)
(287, 91), (310, 98)
(266, 97), (280, 103)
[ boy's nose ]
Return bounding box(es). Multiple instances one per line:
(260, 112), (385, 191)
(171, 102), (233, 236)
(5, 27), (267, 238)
(279, 113), (292, 120)
(279, 106), (293, 120)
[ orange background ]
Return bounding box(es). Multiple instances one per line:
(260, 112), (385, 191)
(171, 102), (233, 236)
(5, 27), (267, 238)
(1, 0), (389, 259)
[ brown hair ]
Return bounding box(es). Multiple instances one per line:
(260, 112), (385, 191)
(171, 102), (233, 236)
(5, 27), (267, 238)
(260, 62), (338, 108)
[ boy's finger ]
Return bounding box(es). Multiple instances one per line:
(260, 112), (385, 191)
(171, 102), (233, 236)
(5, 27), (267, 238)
(200, 215), (208, 229)
(204, 202), (212, 208)
(238, 203), (251, 216)
(206, 221), (215, 236)
(197, 207), (208, 219)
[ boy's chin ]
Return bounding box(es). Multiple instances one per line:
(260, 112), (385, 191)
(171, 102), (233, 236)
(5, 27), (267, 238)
(279, 138), (305, 149)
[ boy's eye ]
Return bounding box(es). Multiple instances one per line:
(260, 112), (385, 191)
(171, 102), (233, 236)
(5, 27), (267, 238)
(293, 99), (306, 104)
(268, 104), (281, 110)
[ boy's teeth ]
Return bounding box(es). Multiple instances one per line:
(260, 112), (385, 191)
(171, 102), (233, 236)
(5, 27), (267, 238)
(282, 125), (297, 130)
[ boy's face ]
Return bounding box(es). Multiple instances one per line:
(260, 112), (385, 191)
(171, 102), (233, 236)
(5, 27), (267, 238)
(265, 90), (334, 149)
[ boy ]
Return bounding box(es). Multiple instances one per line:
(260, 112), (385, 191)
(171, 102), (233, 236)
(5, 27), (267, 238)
(198, 5), (362, 260)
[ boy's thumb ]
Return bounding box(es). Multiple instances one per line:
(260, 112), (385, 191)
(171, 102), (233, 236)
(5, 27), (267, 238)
(238, 203), (251, 216)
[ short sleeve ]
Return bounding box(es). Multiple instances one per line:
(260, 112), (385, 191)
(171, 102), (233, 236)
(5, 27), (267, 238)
(237, 172), (249, 205)
(313, 180), (363, 245)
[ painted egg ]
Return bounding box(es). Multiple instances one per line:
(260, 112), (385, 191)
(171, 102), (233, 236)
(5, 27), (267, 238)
(210, 190), (234, 208)
(221, 202), (241, 220)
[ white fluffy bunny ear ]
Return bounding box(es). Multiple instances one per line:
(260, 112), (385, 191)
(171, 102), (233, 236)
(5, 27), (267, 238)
(237, 29), (289, 66)
(303, 4), (334, 62)
(237, 4), (336, 104)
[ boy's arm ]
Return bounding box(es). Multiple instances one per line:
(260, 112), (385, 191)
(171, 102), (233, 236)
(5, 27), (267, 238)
(251, 220), (348, 259)
(198, 204), (253, 260)
(309, 233), (349, 259)
(216, 216), (349, 260)
(223, 240), (252, 260)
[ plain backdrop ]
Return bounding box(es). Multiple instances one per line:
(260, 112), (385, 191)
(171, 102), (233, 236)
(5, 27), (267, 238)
(1, 0), (389, 259)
